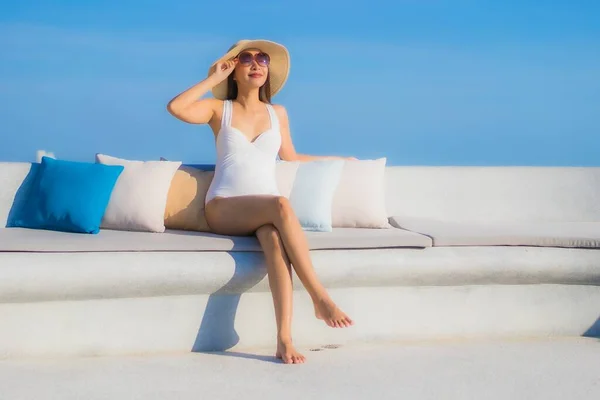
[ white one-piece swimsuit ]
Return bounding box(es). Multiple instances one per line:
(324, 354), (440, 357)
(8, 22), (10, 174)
(205, 100), (282, 205)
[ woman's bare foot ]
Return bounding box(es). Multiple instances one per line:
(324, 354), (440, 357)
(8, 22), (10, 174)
(314, 297), (354, 328)
(276, 339), (306, 364)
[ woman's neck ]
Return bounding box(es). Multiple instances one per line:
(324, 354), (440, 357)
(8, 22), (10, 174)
(235, 89), (262, 109)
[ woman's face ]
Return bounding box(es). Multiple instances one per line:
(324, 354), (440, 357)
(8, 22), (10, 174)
(233, 49), (270, 90)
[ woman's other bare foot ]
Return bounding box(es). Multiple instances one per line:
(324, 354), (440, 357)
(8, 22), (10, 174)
(314, 297), (354, 328)
(276, 339), (306, 364)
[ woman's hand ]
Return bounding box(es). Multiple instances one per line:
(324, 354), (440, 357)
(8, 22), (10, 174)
(212, 59), (237, 83)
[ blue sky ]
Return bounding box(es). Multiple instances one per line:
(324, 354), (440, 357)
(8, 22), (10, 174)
(1, 0), (598, 166)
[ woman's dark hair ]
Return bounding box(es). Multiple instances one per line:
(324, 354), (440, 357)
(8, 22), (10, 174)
(226, 72), (272, 103)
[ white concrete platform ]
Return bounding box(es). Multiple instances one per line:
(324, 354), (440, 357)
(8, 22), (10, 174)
(1, 337), (598, 400)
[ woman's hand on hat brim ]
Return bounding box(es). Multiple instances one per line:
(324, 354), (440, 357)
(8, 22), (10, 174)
(212, 59), (238, 83)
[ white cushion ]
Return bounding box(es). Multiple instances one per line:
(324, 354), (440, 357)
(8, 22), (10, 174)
(332, 158), (391, 228)
(95, 154), (181, 233)
(390, 216), (600, 248)
(275, 160), (299, 198)
(0, 226), (431, 252)
(287, 159), (345, 232)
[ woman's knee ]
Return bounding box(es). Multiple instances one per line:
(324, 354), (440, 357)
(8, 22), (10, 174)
(256, 223), (280, 244)
(273, 196), (294, 223)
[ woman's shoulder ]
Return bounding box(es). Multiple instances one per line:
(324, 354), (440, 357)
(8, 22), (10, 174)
(270, 103), (289, 120)
(197, 98), (225, 111)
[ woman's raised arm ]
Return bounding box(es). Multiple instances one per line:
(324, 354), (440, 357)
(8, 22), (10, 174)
(166, 60), (236, 124)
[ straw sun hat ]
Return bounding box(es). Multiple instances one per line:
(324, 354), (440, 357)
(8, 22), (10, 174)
(207, 39), (290, 100)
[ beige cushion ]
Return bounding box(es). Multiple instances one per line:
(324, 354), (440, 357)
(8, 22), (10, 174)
(332, 158), (391, 228)
(390, 216), (600, 248)
(159, 160), (299, 232)
(164, 166), (214, 232)
(0, 226), (431, 252)
(95, 154), (181, 233)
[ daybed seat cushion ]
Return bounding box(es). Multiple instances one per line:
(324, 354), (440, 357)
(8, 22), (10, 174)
(390, 217), (600, 248)
(0, 226), (432, 253)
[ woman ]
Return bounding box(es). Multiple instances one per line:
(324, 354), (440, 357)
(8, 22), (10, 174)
(167, 39), (353, 364)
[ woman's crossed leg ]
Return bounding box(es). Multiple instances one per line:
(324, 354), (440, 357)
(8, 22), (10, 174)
(205, 195), (353, 363)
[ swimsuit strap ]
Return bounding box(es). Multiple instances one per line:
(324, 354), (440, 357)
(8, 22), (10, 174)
(221, 99), (232, 127)
(265, 104), (280, 132)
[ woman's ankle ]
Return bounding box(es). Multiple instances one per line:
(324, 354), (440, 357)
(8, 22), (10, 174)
(311, 290), (332, 305)
(277, 334), (293, 344)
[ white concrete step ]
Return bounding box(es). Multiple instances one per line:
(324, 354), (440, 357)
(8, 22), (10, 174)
(2, 284), (599, 359)
(0, 337), (598, 400)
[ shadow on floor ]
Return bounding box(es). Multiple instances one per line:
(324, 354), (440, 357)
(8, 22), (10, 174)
(204, 350), (282, 364)
(190, 251), (268, 354)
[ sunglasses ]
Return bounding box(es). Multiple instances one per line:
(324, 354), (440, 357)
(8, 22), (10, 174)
(236, 51), (270, 67)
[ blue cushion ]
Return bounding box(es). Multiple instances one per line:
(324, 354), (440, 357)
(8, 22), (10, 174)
(8, 157), (124, 234)
(184, 163), (215, 171)
(288, 160), (345, 232)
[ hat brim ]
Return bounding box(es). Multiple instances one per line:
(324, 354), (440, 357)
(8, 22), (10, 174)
(207, 39), (290, 101)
